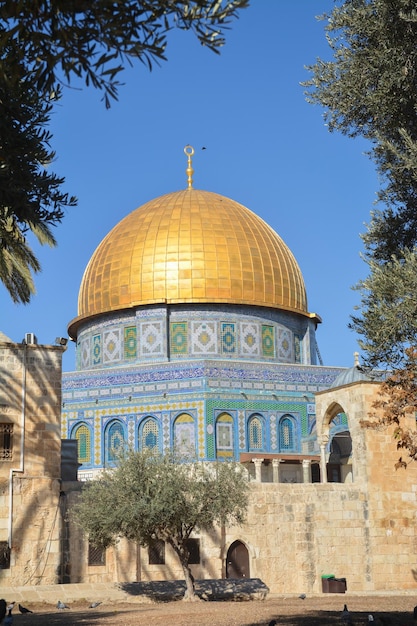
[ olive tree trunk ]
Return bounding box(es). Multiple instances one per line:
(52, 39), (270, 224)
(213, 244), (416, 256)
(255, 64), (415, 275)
(168, 539), (199, 601)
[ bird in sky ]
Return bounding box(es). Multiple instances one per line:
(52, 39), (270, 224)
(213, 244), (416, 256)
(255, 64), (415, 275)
(18, 604), (33, 614)
(89, 601), (102, 608)
(57, 600), (70, 610)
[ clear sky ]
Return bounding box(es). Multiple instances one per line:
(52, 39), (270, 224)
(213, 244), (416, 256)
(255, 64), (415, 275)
(0, 1), (379, 372)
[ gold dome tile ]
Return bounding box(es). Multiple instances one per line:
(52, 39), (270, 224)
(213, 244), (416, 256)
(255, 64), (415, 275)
(69, 189), (318, 337)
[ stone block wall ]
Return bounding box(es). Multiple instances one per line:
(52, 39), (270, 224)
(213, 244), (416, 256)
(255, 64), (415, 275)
(64, 475), (417, 594)
(0, 339), (65, 585)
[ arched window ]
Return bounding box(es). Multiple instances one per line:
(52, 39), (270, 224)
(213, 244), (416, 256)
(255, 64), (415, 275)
(216, 413), (234, 459)
(105, 420), (125, 464)
(140, 417), (159, 451)
(73, 423), (91, 465)
(279, 415), (295, 452)
(248, 415), (263, 451)
(173, 413), (196, 457)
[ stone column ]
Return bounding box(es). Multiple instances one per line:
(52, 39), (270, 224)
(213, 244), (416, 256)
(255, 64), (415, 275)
(252, 458), (264, 482)
(302, 459), (311, 483)
(320, 435), (329, 483)
(272, 458), (282, 483)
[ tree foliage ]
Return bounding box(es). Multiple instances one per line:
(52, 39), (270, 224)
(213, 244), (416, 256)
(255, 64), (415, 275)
(349, 248), (417, 368)
(304, 1), (417, 364)
(0, 0), (248, 303)
(73, 449), (249, 600)
(305, 1), (417, 461)
(304, 0), (417, 263)
(1, 0), (249, 108)
(0, 46), (76, 303)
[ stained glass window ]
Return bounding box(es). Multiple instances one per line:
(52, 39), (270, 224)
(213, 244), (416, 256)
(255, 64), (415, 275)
(174, 414), (196, 457)
(106, 421), (125, 463)
(248, 416), (263, 450)
(216, 413), (234, 459)
(74, 424), (90, 464)
(279, 416), (294, 451)
(141, 418), (159, 450)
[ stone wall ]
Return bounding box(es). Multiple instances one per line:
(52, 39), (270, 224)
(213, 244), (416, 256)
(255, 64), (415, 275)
(0, 339), (65, 585)
(64, 473), (417, 594)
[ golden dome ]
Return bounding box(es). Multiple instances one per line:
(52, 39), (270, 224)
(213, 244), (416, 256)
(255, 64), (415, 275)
(69, 189), (316, 337)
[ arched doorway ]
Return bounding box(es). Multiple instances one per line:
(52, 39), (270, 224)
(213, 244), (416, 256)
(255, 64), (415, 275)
(226, 540), (250, 578)
(328, 429), (352, 483)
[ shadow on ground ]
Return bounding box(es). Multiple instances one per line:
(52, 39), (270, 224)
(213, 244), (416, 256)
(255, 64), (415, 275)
(119, 577), (269, 601)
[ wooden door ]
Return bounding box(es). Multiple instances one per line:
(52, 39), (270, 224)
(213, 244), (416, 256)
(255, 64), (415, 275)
(226, 540), (249, 578)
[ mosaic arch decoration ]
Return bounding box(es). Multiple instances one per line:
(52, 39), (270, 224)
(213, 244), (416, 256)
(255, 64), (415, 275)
(216, 412), (234, 459)
(73, 423), (91, 465)
(173, 413), (196, 456)
(248, 414), (264, 451)
(140, 417), (159, 451)
(105, 420), (125, 464)
(278, 415), (296, 452)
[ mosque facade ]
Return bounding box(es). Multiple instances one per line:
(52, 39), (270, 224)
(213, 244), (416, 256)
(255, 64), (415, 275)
(61, 147), (347, 483)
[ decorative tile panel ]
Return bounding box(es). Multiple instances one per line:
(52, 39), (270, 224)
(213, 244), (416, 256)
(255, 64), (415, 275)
(128, 416), (135, 448)
(238, 409), (246, 450)
(162, 413), (170, 452)
(103, 329), (122, 363)
(140, 321), (164, 357)
(270, 414), (277, 450)
(191, 321), (217, 354)
(197, 404), (205, 458)
(92, 334), (101, 366)
(262, 324), (275, 358)
(171, 322), (188, 355)
(94, 413), (101, 465)
(278, 328), (293, 362)
(294, 334), (302, 364)
(221, 322), (236, 354)
(80, 336), (91, 369)
(124, 326), (137, 359)
(240, 322), (260, 356)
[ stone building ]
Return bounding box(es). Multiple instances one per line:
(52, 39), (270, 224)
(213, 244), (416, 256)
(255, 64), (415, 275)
(0, 332), (65, 585)
(1, 148), (417, 593)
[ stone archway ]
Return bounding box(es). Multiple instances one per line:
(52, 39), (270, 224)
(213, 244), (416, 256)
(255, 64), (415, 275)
(315, 400), (353, 483)
(226, 540), (250, 578)
(328, 429), (353, 482)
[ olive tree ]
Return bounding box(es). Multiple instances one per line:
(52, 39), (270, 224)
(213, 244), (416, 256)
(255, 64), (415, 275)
(73, 449), (249, 600)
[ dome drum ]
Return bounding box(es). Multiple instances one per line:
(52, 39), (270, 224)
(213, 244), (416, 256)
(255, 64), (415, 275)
(73, 304), (319, 371)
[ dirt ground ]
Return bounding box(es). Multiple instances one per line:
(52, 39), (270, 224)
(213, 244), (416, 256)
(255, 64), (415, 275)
(4, 594), (417, 626)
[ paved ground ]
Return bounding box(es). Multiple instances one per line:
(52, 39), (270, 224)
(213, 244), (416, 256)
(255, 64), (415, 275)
(1, 583), (417, 625)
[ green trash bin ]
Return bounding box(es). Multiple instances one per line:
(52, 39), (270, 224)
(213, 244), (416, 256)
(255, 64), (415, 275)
(321, 574), (347, 593)
(321, 574), (335, 593)
(332, 577), (347, 593)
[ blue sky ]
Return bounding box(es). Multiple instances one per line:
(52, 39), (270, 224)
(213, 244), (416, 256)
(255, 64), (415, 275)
(1, 2), (379, 372)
